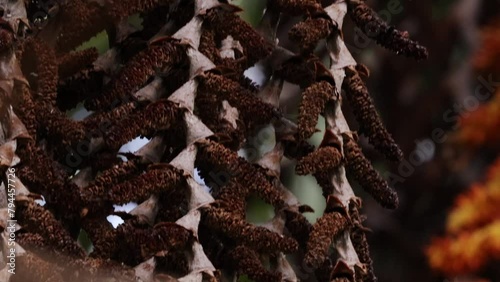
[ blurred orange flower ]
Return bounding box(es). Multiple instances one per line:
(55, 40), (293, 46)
(427, 158), (500, 276)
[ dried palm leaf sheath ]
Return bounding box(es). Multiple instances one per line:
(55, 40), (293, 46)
(0, 0), (428, 280)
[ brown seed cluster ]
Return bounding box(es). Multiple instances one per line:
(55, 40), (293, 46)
(55, 0), (107, 53)
(289, 17), (335, 53)
(343, 66), (404, 162)
(304, 211), (349, 269)
(196, 140), (285, 207)
(204, 6), (273, 66)
(16, 197), (86, 258)
(57, 48), (99, 79)
(343, 134), (399, 209)
(227, 245), (282, 282)
(197, 72), (278, 135)
(202, 205), (298, 253)
(85, 40), (187, 110)
(0, 0), (427, 280)
(296, 146), (342, 175)
(349, 203), (377, 282)
(347, 0), (428, 60)
(297, 80), (336, 141)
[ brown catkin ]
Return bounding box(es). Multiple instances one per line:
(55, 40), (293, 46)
(304, 212), (349, 269)
(350, 205), (377, 282)
(296, 146), (342, 175)
(107, 164), (183, 204)
(58, 48), (99, 79)
(92, 159), (143, 188)
(276, 55), (323, 88)
(204, 7), (273, 66)
(343, 135), (399, 209)
(313, 170), (336, 198)
(85, 40), (186, 111)
(343, 66), (404, 162)
(81, 218), (118, 259)
(17, 233), (46, 249)
(24, 39), (58, 106)
(297, 81), (335, 141)
(14, 83), (37, 138)
(199, 27), (220, 63)
(198, 72), (277, 134)
(16, 198), (86, 258)
(156, 187), (189, 223)
(56, 0), (108, 53)
(196, 140), (285, 207)
(347, 0), (428, 60)
(5, 1), (427, 280)
(289, 17), (334, 53)
(81, 101), (139, 130)
(195, 80), (246, 150)
(202, 205), (298, 253)
(227, 245), (282, 282)
(284, 210), (313, 250)
(0, 29), (14, 53)
(104, 101), (183, 150)
(39, 105), (86, 147)
(215, 180), (249, 219)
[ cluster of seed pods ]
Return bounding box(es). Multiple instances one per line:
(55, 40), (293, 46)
(0, 0), (427, 281)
